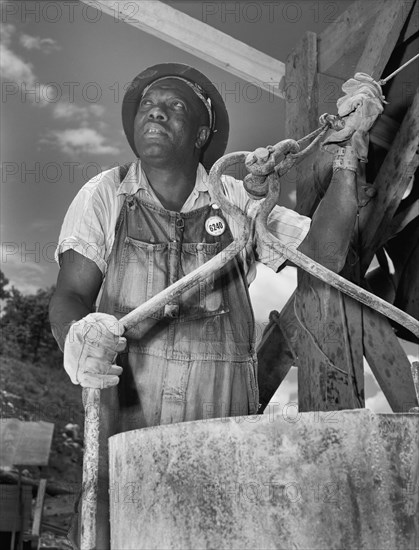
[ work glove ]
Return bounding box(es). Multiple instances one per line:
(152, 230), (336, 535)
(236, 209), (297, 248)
(322, 73), (386, 161)
(64, 312), (126, 389)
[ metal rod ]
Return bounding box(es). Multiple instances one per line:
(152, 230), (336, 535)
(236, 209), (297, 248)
(379, 53), (419, 85)
(256, 176), (419, 339)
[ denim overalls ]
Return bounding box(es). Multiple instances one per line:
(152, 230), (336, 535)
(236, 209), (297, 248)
(89, 191), (259, 548)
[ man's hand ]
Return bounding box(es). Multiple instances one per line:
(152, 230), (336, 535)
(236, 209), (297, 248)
(322, 72), (385, 161)
(64, 312), (126, 389)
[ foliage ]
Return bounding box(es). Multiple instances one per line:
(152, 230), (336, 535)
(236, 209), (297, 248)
(0, 270), (62, 365)
(1, 351), (84, 486)
(0, 270), (10, 300)
(0, 270), (83, 537)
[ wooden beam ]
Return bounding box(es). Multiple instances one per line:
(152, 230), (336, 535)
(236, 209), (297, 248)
(318, 0), (384, 77)
(363, 309), (419, 411)
(354, 0), (416, 78)
(318, 0), (416, 79)
(286, 31), (365, 412)
(286, 32), (321, 217)
(381, 200), (419, 246)
(79, 0), (285, 98)
(399, 0), (419, 44)
(370, 114), (400, 151)
(31, 479), (47, 541)
(359, 88), (419, 274)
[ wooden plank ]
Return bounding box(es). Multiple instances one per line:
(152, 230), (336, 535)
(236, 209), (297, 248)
(31, 479), (47, 539)
(285, 31), (365, 412)
(369, 114), (400, 151)
(285, 32), (318, 140)
(0, 471), (77, 496)
(318, 0), (415, 79)
(354, 0), (415, 78)
(0, 420), (54, 467)
(318, 0), (384, 77)
(0, 485), (32, 532)
(286, 32), (320, 217)
(79, 0), (285, 98)
(281, 32), (364, 411)
(294, 271), (365, 411)
(359, 88), (419, 274)
(399, 0), (419, 44)
(257, 290), (365, 412)
(387, 200), (419, 241)
(393, 226), (419, 337)
(363, 308), (419, 411)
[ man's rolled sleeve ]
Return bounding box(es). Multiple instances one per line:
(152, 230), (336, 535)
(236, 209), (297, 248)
(256, 205), (311, 272)
(56, 236), (107, 274)
(55, 184), (111, 276)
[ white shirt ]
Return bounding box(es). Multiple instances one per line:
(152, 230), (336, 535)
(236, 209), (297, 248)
(56, 160), (310, 285)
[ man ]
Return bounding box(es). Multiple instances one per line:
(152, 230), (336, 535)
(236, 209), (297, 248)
(49, 63), (362, 547)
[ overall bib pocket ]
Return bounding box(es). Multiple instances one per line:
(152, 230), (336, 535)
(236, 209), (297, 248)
(115, 237), (168, 319)
(179, 242), (230, 321)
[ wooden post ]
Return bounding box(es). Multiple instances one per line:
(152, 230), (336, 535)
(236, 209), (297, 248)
(284, 31), (365, 411)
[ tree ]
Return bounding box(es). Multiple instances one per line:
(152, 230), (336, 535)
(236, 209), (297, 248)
(0, 270), (10, 300)
(0, 285), (62, 364)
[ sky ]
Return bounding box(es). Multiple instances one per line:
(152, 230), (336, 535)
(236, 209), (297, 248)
(0, 0), (417, 411)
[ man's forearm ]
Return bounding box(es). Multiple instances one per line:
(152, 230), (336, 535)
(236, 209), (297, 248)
(49, 291), (93, 351)
(298, 147), (359, 273)
(49, 250), (103, 352)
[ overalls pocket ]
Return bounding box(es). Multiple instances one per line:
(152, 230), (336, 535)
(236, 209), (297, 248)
(179, 242), (230, 321)
(115, 237), (168, 319)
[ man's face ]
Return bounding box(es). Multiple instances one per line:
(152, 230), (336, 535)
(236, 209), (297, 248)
(133, 78), (210, 167)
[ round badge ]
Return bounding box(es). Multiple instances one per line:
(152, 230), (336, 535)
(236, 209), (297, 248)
(205, 215), (225, 236)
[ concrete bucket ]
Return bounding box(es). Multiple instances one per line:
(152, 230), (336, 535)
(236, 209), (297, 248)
(109, 409), (418, 549)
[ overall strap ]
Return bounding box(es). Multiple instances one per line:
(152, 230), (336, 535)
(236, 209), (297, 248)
(114, 163), (134, 236)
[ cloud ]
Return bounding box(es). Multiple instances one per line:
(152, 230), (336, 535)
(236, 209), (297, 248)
(19, 34), (60, 53)
(52, 102), (105, 121)
(0, 23), (51, 106)
(89, 105), (106, 117)
(0, 39), (36, 87)
(1, 244), (47, 274)
(263, 367), (298, 417)
(4, 278), (43, 296)
(1, 243), (50, 295)
(250, 263), (296, 322)
(42, 127), (120, 156)
(364, 360), (392, 412)
(0, 23), (15, 46)
(365, 392), (392, 413)
(401, 338), (419, 362)
(0, 24), (112, 150)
